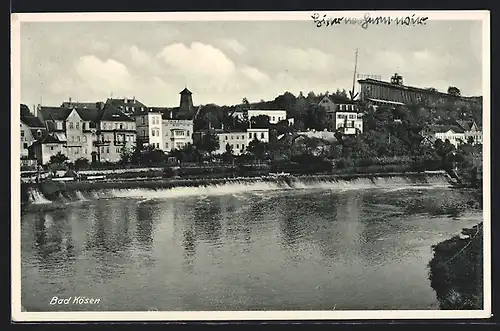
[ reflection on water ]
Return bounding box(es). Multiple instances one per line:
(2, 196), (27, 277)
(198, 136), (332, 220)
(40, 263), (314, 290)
(21, 185), (482, 311)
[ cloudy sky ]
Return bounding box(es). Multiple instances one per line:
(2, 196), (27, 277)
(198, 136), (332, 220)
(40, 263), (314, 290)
(20, 17), (483, 109)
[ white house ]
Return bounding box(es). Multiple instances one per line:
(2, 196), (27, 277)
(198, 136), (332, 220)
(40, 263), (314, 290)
(163, 118), (194, 151)
(215, 128), (270, 156)
(333, 111), (364, 135)
(247, 109), (287, 124)
(132, 109), (164, 150)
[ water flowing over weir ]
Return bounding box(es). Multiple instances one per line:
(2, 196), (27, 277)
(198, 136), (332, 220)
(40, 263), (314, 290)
(23, 172), (452, 207)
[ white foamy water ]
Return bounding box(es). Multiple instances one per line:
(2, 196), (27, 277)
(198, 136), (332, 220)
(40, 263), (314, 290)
(28, 189), (52, 204)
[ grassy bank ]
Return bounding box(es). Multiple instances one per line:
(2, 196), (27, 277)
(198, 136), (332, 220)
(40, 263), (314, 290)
(428, 223), (483, 310)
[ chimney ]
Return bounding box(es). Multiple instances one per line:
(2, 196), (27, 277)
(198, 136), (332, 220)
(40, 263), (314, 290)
(69, 97), (72, 104)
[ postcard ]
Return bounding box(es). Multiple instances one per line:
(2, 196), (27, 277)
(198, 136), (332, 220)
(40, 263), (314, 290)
(11, 10), (491, 322)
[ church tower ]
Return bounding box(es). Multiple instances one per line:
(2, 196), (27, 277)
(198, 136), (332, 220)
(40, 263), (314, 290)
(179, 86), (194, 113)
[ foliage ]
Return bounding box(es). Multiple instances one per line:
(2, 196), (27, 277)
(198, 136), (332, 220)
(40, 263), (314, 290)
(74, 157), (90, 170)
(49, 152), (69, 165)
(194, 132), (220, 155)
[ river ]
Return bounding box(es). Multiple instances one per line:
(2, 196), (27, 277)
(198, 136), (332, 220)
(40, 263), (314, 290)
(20, 176), (483, 311)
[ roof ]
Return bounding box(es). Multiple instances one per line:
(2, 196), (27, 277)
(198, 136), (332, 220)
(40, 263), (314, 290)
(20, 105), (45, 128)
(33, 133), (66, 145)
(358, 78), (480, 101)
(75, 108), (101, 121)
(180, 87), (192, 95)
(367, 98), (405, 105)
(455, 120), (477, 131)
(99, 103), (135, 122)
(106, 98), (148, 113)
(61, 101), (104, 109)
(38, 106), (72, 121)
(424, 124), (465, 134)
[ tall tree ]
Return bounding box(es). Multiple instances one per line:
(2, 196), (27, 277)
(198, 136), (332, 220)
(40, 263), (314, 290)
(447, 86), (461, 97)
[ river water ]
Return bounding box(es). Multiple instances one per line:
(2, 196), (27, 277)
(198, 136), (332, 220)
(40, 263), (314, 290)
(20, 177), (482, 311)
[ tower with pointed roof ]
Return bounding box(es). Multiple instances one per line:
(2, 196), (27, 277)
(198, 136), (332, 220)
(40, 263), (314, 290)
(179, 86), (194, 113)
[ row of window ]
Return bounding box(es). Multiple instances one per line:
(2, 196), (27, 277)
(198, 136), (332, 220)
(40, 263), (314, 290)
(222, 132), (266, 141)
(226, 143), (245, 151)
(102, 122), (134, 130)
(336, 114), (358, 120)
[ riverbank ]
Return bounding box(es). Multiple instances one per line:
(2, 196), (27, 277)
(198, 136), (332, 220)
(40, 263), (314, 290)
(428, 222), (483, 310)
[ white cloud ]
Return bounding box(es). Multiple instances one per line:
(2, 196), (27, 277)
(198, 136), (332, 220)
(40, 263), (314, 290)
(222, 39), (247, 55)
(75, 55), (132, 93)
(157, 42), (236, 78)
(240, 66), (270, 83)
(129, 45), (152, 66)
(282, 48), (335, 72)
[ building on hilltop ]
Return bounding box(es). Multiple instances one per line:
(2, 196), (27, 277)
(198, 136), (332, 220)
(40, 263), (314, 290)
(316, 95), (363, 135)
(419, 119), (482, 148)
(179, 87), (194, 114)
(246, 109), (287, 124)
(358, 73), (481, 108)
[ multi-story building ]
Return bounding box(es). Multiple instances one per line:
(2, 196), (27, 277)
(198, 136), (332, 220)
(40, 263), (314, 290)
(358, 73), (481, 108)
(30, 133), (67, 165)
(96, 103), (137, 162)
(20, 104), (45, 160)
(105, 97), (148, 116)
(215, 128), (269, 155)
(132, 87), (195, 152)
(333, 111), (364, 135)
(458, 120), (482, 145)
(35, 102), (136, 164)
(247, 109), (287, 124)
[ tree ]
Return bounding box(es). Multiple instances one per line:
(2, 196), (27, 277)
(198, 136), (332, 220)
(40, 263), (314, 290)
(250, 114), (271, 128)
(195, 132), (220, 155)
(118, 145), (132, 165)
(426, 87), (438, 92)
(74, 157), (90, 170)
(303, 104), (328, 131)
(49, 152), (69, 165)
(222, 143), (234, 164)
(247, 139), (269, 160)
(447, 86), (461, 97)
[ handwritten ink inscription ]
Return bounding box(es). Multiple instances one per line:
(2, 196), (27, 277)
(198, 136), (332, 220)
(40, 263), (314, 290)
(311, 13), (429, 29)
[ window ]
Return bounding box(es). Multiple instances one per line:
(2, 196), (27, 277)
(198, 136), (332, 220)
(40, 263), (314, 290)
(156, 143), (160, 149)
(261, 133), (265, 139)
(253, 133), (257, 139)
(83, 136), (87, 142)
(236, 144), (239, 149)
(249, 133), (252, 139)
(76, 136), (80, 142)
(225, 135), (228, 140)
(76, 122), (80, 129)
(101, 147), (104, 153)
(103, 123), (107, 129)
(272, 116), (275, 122)
(120, 124), (123, 130)
(50, 146), (54, 151)
(116, 148), (120, 153)
(165, 142), (169, 149)
(21, 131), (24, 137)
(141, 117), (145, 125)
(241, 135), (244, 140)
(242, 144), (245, 150)
(106, 147), (110, 153)
(152, 130), (156, 137)
(236, 135), (239, 140)
(69, 122), (74, 129)
(82, 123), (86, 130)
(84, 148), (87, 154)
(23, 143), (28, 149)
(75, 149), (79, 155)
(187, 131), (190, 136)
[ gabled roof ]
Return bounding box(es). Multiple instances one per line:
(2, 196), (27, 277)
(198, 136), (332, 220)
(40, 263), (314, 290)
(99, 103), (135, 122)
(180, 87), (192, 95)
(33, 132), (66, 145)
(20, 105), (45, 128)
(38, 106), (72, 121)
(106, 98), (148, 113)
(455, 120), (479, 131)
(424, 124), (465, 134)
(75, 108), (101, 122)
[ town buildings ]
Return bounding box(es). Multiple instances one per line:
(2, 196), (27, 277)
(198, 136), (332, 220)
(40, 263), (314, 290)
(20, 105), (46, 165)
(131, 87), (195, 152)
(215, 128), (270, 156)
(419, 120), (482, 147)
(32, 103), (136, 164)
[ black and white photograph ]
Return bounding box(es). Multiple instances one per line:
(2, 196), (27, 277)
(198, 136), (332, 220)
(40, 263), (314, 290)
(11, 11), (491, 321)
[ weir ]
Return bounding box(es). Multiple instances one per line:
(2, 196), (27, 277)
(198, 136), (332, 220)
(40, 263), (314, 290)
(22, 171), (451, 206)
